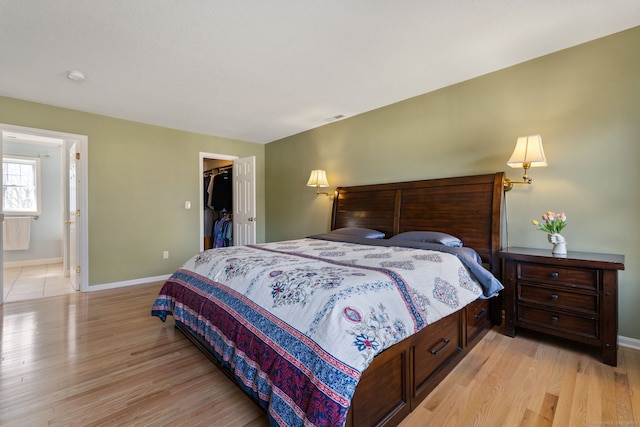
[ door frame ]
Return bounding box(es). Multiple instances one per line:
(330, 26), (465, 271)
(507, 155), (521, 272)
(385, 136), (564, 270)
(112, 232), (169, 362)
(0, 123), (89, 301)
(199, 152), (238, 252)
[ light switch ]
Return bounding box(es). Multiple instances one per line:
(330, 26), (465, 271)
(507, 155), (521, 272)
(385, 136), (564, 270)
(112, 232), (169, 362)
(185, 201), (191, 209)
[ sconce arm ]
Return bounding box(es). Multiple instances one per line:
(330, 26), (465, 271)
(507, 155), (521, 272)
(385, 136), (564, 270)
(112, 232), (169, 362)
(503, 178), (533, 191)
(315, 186), (331, 196)
(504, 162), (533, 191)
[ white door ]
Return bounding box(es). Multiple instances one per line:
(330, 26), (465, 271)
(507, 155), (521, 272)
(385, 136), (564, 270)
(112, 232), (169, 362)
(232, 156), (256, 246)
(68, 143), (80, 290)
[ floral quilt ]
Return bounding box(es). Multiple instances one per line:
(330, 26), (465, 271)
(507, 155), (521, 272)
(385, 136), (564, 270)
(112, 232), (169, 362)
(151, 237), (497, 426)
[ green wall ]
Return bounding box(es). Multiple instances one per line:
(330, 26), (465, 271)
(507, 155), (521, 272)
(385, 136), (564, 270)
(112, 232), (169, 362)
(265, 27), (640, 339)
(0, 97), (265, 285)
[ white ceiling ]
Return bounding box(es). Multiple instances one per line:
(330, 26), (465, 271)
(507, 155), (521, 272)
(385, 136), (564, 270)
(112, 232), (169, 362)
(1, 1), (639, 144)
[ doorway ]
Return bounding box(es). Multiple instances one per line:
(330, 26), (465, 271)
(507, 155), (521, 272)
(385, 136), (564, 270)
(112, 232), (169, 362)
(0, 124), (88, 304)
(200, 152), (236, 251)
(203, 157), (233, 250)
(199, 152), (257, 250)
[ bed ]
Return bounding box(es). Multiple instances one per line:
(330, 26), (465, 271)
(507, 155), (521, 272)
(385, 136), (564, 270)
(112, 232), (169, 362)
(152, 172), (506, 426)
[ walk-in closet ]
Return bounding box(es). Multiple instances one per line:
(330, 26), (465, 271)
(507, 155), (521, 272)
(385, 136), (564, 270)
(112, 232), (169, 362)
(203, 159), (233, 249)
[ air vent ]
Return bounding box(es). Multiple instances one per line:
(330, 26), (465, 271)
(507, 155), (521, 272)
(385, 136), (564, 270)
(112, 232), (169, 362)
(325, 114), (346, 122)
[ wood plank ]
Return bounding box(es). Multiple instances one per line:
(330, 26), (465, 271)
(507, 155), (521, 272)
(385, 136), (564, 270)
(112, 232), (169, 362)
(622, 347), (640, 423)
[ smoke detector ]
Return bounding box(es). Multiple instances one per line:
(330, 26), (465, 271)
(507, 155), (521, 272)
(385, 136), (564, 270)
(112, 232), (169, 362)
(67, 70), (86, 82)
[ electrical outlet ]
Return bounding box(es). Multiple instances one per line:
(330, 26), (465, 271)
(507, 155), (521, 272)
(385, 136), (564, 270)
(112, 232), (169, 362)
(163, 251), (169, 259)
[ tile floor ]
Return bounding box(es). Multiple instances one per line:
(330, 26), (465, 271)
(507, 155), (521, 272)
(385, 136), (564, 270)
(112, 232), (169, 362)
(3, 263), (76, 303)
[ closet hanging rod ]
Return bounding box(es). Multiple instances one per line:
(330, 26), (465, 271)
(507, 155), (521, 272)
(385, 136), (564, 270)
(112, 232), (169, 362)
(204, 165), (232, 176)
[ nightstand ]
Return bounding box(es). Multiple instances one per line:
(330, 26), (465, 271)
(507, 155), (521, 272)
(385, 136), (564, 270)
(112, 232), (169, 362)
(499, 247), (625, 366)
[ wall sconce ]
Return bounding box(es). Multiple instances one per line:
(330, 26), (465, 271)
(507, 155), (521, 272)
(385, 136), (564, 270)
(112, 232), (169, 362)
(504, 134), (548, 191)
(306, 169), (330, 195)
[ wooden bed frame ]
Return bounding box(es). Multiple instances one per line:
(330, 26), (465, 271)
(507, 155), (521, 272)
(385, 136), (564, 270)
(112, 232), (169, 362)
(333, 172), (505, 426)
(176, 172), (506, 427)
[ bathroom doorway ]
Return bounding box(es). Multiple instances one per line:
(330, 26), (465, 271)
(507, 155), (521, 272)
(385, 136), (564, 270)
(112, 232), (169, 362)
(1, 124), (88, 303)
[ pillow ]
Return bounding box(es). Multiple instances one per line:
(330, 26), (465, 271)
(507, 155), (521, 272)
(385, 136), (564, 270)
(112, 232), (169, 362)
(330, 227), (386, 239)
(389, 231), (463, 247)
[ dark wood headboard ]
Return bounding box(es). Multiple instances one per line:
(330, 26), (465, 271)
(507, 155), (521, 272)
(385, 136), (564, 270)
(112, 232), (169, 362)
(331, 172), (505, 277)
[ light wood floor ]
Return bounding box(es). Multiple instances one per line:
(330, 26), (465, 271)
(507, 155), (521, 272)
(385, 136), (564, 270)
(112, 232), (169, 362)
(1, 282), (638, 427)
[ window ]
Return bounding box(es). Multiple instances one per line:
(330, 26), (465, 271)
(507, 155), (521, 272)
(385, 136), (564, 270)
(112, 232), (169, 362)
(2, 155), (41, 215)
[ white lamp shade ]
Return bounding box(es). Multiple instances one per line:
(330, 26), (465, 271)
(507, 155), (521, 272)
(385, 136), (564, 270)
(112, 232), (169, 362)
(507, 135), (548, 168)
(306, 170), (329, 187)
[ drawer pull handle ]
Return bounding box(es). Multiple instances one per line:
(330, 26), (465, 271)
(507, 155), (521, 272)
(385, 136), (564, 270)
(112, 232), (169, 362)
(474, 308), (487, 319)
(550, 272), (559, 278)
(551, 294), (559, 301)
(551, 316), (559, 323)
(430, 338), (451, 355)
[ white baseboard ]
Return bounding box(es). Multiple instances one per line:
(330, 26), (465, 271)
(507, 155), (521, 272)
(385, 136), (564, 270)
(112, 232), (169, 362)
(4, 257), (63, 268)
(619, 335), (640, 351)
(86, 274), (171, 292)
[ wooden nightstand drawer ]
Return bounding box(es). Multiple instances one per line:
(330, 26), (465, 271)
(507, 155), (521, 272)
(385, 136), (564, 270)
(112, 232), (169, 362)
(519, 262), (598, 290)
(518, 284), (598, 314)
(518, 305), (598, 339)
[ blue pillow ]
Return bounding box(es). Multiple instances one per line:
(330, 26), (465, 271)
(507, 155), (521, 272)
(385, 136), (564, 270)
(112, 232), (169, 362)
(389, 231), (463, 247)
(330, 227), (386, 239)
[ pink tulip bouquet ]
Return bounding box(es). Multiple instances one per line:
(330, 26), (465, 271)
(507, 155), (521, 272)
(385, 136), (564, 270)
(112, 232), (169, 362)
(531, 211), (567, 234)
